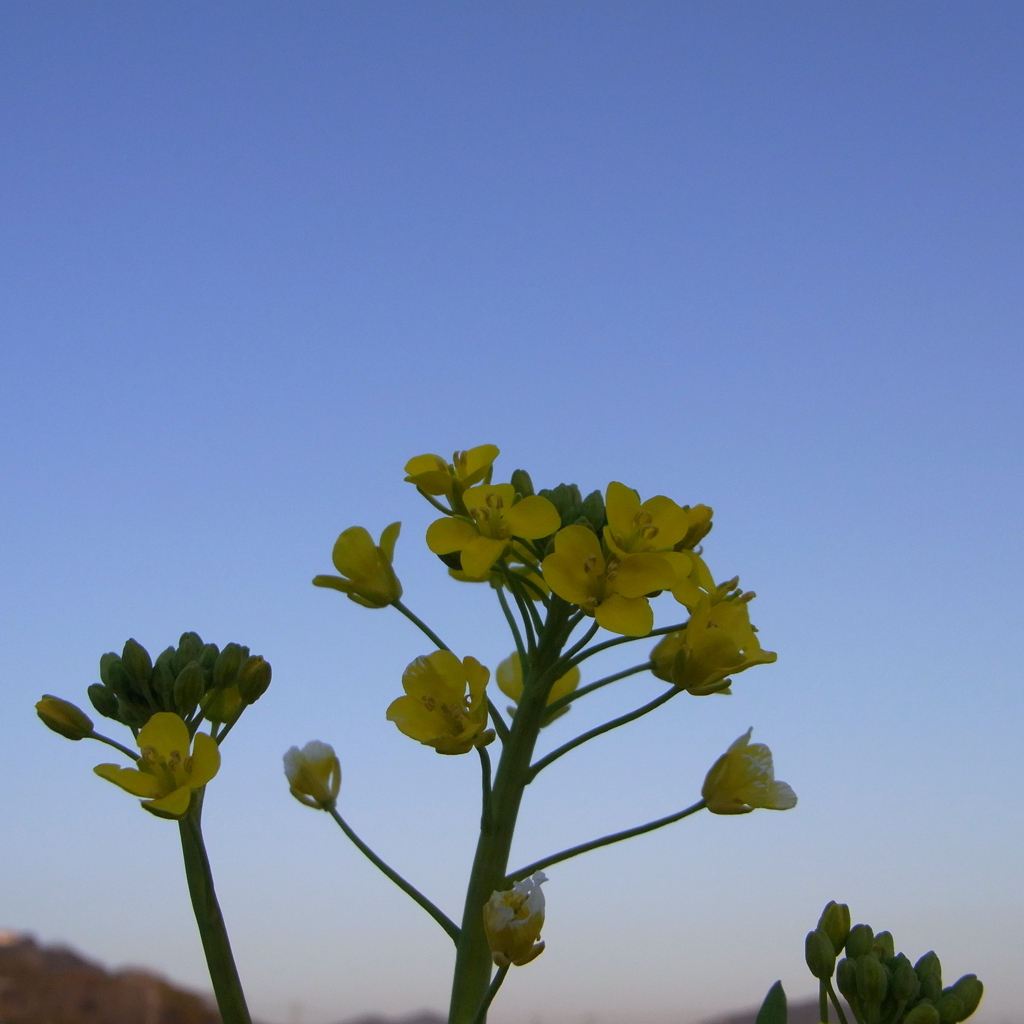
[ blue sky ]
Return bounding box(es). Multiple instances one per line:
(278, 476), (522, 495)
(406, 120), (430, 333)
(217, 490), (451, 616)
(1, 4), (1021, 1023)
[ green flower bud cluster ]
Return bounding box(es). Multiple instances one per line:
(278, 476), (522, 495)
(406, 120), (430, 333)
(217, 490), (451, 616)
(806, 902), (983, 1024)
(536, 482), (607, 536)
(87, 632), (272, 729)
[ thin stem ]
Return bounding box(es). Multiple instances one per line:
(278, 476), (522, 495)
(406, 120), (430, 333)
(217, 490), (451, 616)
(329, 808), (460, 944)
(507, 581), (538, 652)
(827, 981), (852, 1024)
(178, 798), (252, 1024)
(496, 586), (527, 665)
(565, 620), (687, 670)
(528, 686), (682, 780)
(90, 732), (141, 762)
(214, 708), (246, 746)
(477, 746), (493, 834)
(821, 980), (829, 1024)
(558, 618), (598, 666)
(506, 800), (706, 883)
(486, 699), (510, 745)
(546, 663), (653, 715)
(470, 965), (510, 1024)
(505, 569), (545, 635)
(417, 487), (454, 516)
(393, 600), (451, 652)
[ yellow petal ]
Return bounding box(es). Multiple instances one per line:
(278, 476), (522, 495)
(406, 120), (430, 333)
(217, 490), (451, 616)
(404, 454), (452, 495)
(548, 664), (581, 703)
(331, 526), (376, 578)
(505, 496), (561, 540)
(137, 712), (191, 763)
(312, 575), (357, 594)
(611, 553), (677, 599)
(378, 521), (401, 562)
(456, 444), (500, 484)
(94, 764), (163, 798)
(460, 536), (508, 578)
(463, 656), (491, 704)
(496, 653), (523, 703)
(402, 650), (467, 704)
(595, 594), (653, 636)
(605, 482), (640, 539)
(143, 785), (192, 818)
(187, 732), (221, 788)
(541, 526), (604, 607)
(426, 517), (478, 555)
(386, 694), (440, 743)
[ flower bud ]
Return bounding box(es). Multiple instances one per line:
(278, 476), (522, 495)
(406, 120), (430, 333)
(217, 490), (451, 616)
(915, 953), (942, 1002)
(213, 643), (246, 688)
(856, 954), (889, 1007)
(36, 695), (94, 740)
(836, 958), (858, 1004)
(510, 469), (535, 497)
(951, 976), (982, 1019)
(904, 1003), (940, 1024)
(483, 872), (547, 968)
(100, 653), (131, 699)
(283, 741), (341, 809)
(151, 648), (177, 698)
(846, 924), (875, 960)
(872, 930), (895, 962)
(87, 683), (120, 721)
(937, 993), (965, 1024)
(174, 662), (206, 716)
(121, 638), (153, 687)
(237, 655), (272, 704)
(817, 901), (851, 955)
(805, 929), (837, 980)
(172, 632), (205, 675)
(890, 954), (920, 1003)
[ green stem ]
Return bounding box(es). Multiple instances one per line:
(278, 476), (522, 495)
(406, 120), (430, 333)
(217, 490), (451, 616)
(393, 600), (451, 652)
(566, 621), (687, 670)
(417, 488), (454, 516)
(827, 981), (851, 1024)
(90, 732), (141, 762)
(545, 662), (653, 714)
(329, 808), (460, 944)
(447, 597), (574, 1024)
(496, 585), (528, 664)
(477, 746), (493, 834)
(528, 686), (683, 780)
(486, 699), (510, 744)
(178, 797), (252, 1024)
(821, 980), (829, 1023)
(470, 965), (510, 1024)
(505, 800), (706, 882)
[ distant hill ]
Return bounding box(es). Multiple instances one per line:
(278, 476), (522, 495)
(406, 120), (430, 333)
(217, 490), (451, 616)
(0, 929), (222, 1024)
(703, 996), (822, 1024)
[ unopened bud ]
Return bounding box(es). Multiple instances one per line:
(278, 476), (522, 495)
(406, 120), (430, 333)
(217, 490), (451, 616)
(283, 741), (341, 809)
(510, 469), (535, 497)
(174, 662), (206, 715)
(951, 976), (983, 1019)
(817, 902), (851, 955)
(121, 638), (153, 686)
(172, 632), (205, 674)
(87, 683), (120, 721)
(805, 929), (837, 979)
(846, 924), (875, 959)
(237, 655), (272, 704)
(100, 653), (130, 698)
(891, 954), (920, 1003)
(151, 648), (177, 697)
(937, 993), (965, 1024)
(214, 643), (247, 689)
(904, 1003), (940, 1024)
(36, 695), (94, 740)
(856, 954), (889, 1007)
(836, 958), (858, 1004)
(872, 930), (895, 961)
(915, 953), (942, 1002)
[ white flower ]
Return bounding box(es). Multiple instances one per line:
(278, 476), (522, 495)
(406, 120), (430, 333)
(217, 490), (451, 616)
(283, 741), (341, 809)
(483, 872), (547, 967)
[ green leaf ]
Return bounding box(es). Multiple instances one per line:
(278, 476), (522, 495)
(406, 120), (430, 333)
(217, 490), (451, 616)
(756, 981), (788, 1024)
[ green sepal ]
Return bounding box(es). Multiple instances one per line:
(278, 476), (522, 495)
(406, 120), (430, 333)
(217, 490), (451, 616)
(756, 981), (787, 1024)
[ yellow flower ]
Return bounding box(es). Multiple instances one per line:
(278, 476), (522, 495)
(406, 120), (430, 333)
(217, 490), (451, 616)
(702, 728), (797, 814)
(404, 445), (500, 504)
(283, 741), (341, 810)
(497, 652), (580, 724)
(651, 591), (776, 695)
(604, 481), (698, 556)
(386, 650), (494, 755)
(313, 523), (402, 608)
(483, 872), (547, 967)
(426, 485), (560, 579)
(94, 712), (220, 819)
(541, 525), (677, 636)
